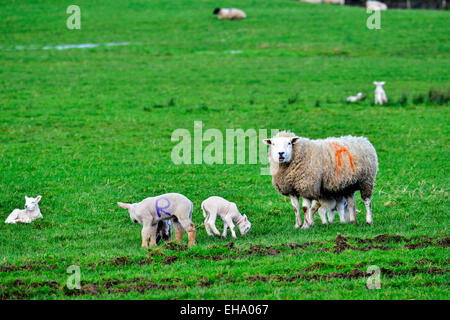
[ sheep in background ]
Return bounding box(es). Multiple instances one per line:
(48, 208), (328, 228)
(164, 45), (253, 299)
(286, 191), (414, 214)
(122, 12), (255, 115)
(5, 195), (43, 224)
(263, 131), (378, 229)
(374, 81), (388, 105)
(213, 8), (247, 20)
(202, 196), (251, 239)
(347, 92), (365, 103)
(299, 0), (345, 4)
(117, 193), (196, 247)
(366, 1), (388, 10)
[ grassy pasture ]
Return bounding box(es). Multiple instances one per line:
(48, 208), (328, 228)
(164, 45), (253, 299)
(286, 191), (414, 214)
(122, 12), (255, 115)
(0, 0), (449, 299)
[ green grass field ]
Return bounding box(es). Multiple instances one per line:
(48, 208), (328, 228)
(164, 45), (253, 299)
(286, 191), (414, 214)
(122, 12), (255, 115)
(0, 0), (449, 299)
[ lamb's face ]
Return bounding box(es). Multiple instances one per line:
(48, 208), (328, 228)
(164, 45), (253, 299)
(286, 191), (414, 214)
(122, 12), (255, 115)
(118, 202), (141, 224)
(263, 136), (300, 164)
(24, 195), (41, 210)
(238, 215), (251, 235)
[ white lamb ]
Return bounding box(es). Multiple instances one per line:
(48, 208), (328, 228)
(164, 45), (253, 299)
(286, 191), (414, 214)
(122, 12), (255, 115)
(366, 1), (388, 11)
(347, 92), (365, 102)
(117, 193), (196, 247)
(5, 195), (43, 224)
(213, 8), (247, 20)
(201, 196), (251, 239)
(374, 81), (388, 105)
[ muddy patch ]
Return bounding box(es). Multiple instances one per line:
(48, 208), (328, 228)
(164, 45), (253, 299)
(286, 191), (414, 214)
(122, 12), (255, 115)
(163, 255), (178, 265)
(247, 245), (280, 256)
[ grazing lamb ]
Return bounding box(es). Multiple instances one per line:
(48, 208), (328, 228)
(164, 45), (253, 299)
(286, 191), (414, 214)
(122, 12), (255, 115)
(347, 92), (365, 103)
(5, 195), (43, 224)
(213, 8), (246, 20)
(263, 131), (378, 229)
(366, 1), (388, 10)
(117, 193), (195, 247)
(201, 196), (251, 239)
(374, 81), (388, 105)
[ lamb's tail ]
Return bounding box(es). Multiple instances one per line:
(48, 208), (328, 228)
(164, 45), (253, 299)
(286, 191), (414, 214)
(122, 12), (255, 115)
(201, 202), (207, 218)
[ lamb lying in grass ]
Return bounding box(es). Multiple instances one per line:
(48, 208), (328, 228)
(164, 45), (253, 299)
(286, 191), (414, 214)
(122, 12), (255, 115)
(202, 196), (251, 238)
(347, 92), (365, 103)
(366, 1), (388, 11)
(213, 8), (246, 20)
(5, 195), (43, 224)
(374, 81), (388, 105)
(118, 193), (195, 247)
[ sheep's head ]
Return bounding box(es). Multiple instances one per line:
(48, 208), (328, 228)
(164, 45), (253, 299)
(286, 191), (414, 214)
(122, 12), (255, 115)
(117, 202), (140, 224)
(373, 81), (385, 87)
(263, 133), (300, 164)
(213, 8), (220, 14)
(238, 214), (251, 235)
(25, 195), (41, 210)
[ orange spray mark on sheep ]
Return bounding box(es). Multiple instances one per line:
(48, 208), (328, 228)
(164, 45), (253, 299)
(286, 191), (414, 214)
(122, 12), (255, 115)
(330, 142), (355, 175)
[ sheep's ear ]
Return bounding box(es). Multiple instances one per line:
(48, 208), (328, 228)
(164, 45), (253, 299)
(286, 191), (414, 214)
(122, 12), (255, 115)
(263, 139), (272, 145)
(244, 215), (247, 221)
(117, 202), (131, 209)
(35, 195), (42, 202)
(291, 137), (300, 144)
(25, 196), (28, 201)
(380, 81), (385, 85)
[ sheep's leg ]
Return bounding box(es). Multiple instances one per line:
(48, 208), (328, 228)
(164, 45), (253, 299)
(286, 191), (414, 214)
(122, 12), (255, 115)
(318, 207), (328, 225)
(336, 198), (346, 223)
(224, 216), (237, 239)
(187, 222), (196, 247)
(177, 218), (196, 246)
(222, 222), (228, 238)
(301, 198), (316, 230)
(148, 224), (158, 247)
(346, 194), (356, 223)
(364, 198), (373, 225)
(203, 213), (213, 237)
(173, 221), (184, 242)
(141, 224), (151, 248)
(290, 195), (302, 228)
(206, 209), (221, 237)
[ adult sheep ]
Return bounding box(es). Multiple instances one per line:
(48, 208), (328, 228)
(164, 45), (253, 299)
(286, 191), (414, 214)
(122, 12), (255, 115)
(263, 131), (378, 229)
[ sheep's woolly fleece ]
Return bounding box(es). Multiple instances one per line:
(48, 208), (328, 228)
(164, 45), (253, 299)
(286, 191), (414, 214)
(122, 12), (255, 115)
(267, 131), (378, 200)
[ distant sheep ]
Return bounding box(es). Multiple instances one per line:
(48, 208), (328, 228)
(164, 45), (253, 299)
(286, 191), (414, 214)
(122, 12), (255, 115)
(347, 92), (365, 103)
(299, 0), (344, 4)
(5, 195), (43, 224)
(374, 81), (388, 105)
(213, 8), (246, 20)
(263, 131), (378, 229)
(201, 196), (251, 238)
(118, 193), (195, 247)
(366, 1), (388, 10)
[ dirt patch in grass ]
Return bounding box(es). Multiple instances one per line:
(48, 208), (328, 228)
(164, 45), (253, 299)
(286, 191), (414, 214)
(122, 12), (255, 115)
(247, 245), (280, 256)
(415, 258), (434, 265)
(163, 255), (178, 265)
(0, 263), (57, 272)
(246, 266), (449, 284)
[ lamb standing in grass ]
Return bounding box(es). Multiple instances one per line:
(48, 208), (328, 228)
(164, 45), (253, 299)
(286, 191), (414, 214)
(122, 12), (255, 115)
(117, 193), (195, 247)
(263, 131), (378, 229)
(374, 81), (388, 105)
(202, 196), (251, 239)
(5, 196), (43, 224)
(213, 8), (246, 20)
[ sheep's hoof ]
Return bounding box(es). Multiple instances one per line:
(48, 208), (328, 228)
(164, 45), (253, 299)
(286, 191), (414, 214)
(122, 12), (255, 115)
(295, 223), (301, 229)
(301, 224), (311, 230)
